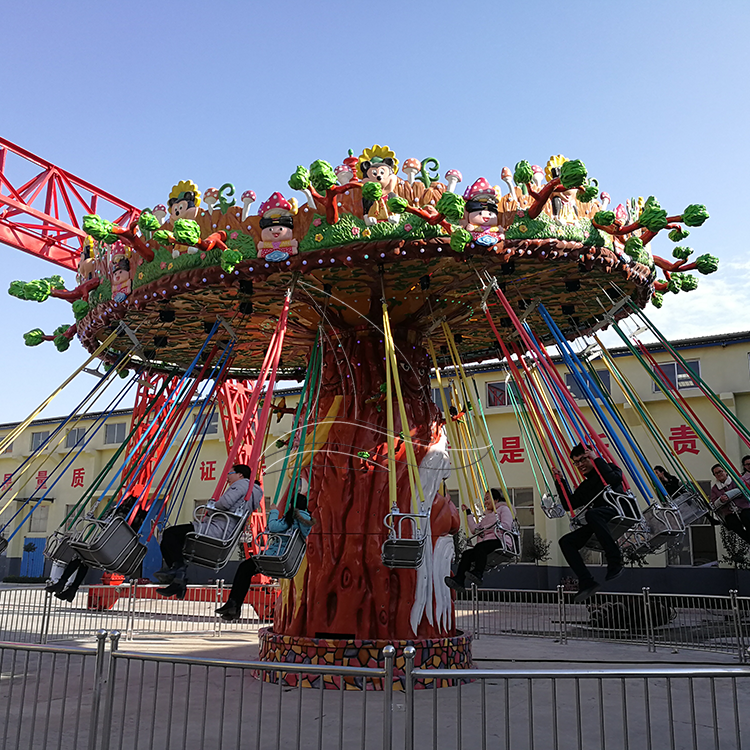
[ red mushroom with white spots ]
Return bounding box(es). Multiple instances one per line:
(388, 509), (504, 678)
(241, 190), (257, 221)
(203, 188), (219, 214)
(152, 204), (167, 225)
(444, 169), (462, 194)
(532, 165), (545, 189)
(334, 164), (354, 186)
(402, 158), (421, 186)
(500, 167), (516, 197)
(600, 192), (611, 210)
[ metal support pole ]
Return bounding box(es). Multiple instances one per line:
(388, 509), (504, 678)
(215, 580), (223, 637)
(87, 629), (109, 750)
(100, 631), (121, 750)
(382, 645), (395, 750)
(557, 585), (567, 645)
(39, 590), (53, 645)
(404, 645), (416, 750)
(126, 582), (136, 641)
(729, 590), (746, 663)
(643, 587), (655, 653)
(472, 583), (479, 640)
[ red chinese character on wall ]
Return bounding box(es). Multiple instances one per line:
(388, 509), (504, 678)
(498, 437), (525, 464)
(668, 425), (700, 455)
(1, 473), (11, 490)
(597, 433), (610, 449)
(200, 460), (217, 481)
(71, 467), (85, 488)
(36, 470), (48, 489)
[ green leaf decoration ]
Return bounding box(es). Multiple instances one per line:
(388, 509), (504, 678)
(450, 227), (472, 253)
(217, 183), (236, 213)
(8, 281), (26, 299)
(173, 219), (202, 246)
(46, 275), (65, 290)
(623, 236), (644, 258)
(387, 196), (409, 214)
(83, 214), (118, 244)
(288, 166), (310, 192)
(52, 324), (71, 352)
(651, 292), (664, 308)
(559, 159), (587, 189)
(681, 274), (698, 291)
(668, 227), (690, 242)
(361, 181), (382, 202)
(593, 210), (615, 226)
(682, 204), (709, 227)
(577, 184), (598, 202)
(153, 230), (174, 247)
(638, 196), (668, 233)
(220, 249), (241, 273)
(667, 273), (683, 294)
(71, 299), (90, 321)
(672, 246), (693, 260)
(138, 211), (160, 233)
(513, 160), (534, 186)
(309, 160), (337, 195)
(436, 192), (466, 224)
(24, 279), (52, 302)
(23, 329), (45, 346)
(695, 253), (719, 274)
(357, 451), (371, 460)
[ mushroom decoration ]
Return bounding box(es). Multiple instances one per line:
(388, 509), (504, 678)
(256, 192), (298, 262)
(600, 192), (611, 210)
(203, 188), (220, 214)
(500, 167), (516, 197)
(444, 169), (463, 194)
(241, 190), (257, 221)
(334, 164), (354, 185)
(463, 177), (495, 202)
(152, 205), (167, 225)
(532, 165), (545, 188)
(402, 158), (421, 186)
(615, 203), (628, 226)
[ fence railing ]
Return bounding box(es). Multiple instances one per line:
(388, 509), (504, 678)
(2, 633), (748, 750)
(456, 586), (750, 662)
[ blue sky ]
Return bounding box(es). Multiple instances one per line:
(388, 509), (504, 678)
(1, 0), (749, 420)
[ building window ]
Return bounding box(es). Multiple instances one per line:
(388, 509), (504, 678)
(104, 422), (127, 445)
(502, 487), (535, 562)
(652, 359), (700, 393)
(486, 381), (519, 408)
(30, 431), (50, 451)
(447, 489), (460, 507)
(565, 370), (611, 400)
(29, 504), (49, 534)
(2, 439), (12, 454)
(65, 428), (87, 450)
(193, 411), (219, 436)
(431, 387), (446, 413)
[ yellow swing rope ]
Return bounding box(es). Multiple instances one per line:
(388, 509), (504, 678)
(593, 335), (709, 503)
(427, 340), (474, 535)
(441, 321), (515, 518)
(0, 329), (121, 456)
(381, 300), (427, 519)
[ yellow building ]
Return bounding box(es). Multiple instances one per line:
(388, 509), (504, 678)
(1, 330), (749, 593)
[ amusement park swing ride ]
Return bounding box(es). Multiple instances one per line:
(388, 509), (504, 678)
(1, 134), (748, 681)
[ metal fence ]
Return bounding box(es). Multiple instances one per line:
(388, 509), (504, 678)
(457, 586), (750, 662)
(2, 633), (749, 750)
(0, 582), (275, 644)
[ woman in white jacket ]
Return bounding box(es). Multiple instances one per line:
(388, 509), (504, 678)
(445, 488), (513, 591)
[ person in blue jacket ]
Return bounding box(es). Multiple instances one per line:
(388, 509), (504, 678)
(216, 491), (314, 621)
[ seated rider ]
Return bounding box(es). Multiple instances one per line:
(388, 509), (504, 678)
(156, 464), (262, 598)
(444, 488), (513, 591)
(554, 444), (625, 603)
(653, 465), (680, 497)
(710, 463), (750, 544)
(216, 491), (314, 621)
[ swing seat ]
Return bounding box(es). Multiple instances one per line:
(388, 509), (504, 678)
(0, 536), (7, 555)
(571, 489), (643, 553)
(381, 507), (429, 569)
(44, 530), (78, 565)
(182, 505), (251, 571)
(251, 528), (306, 578)
(671, 485), (708, 526)
(69, 516), (146, 576)
(621, 503), (686, 558)
(541, 493), (567, 519)
(484, 522), (522, 569)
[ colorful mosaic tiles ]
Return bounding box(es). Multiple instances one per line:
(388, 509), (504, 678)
(257, 628), (473, 690)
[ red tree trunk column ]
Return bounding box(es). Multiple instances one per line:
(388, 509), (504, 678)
(274, 326), (450, 641)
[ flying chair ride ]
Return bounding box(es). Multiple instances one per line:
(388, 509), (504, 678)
(8, 141), (745, 684)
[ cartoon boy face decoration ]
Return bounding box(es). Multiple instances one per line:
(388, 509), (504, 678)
(257, 192), (299, 262)
(167, 180), (202, 223)
(111, 256), (131, 303)
(461, 178), (503, 248)
(357, 145), (402, 225)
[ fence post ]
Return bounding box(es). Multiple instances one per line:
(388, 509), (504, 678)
(87, 629), (109, 750)
(99, 630), (121, 750)
(729, 590), (746, 663)
(642, 587), (655, 653)
(39, 590), (53, 645)
(215, 580), (223, 638)
(126, 582), (136, 641)
(382, 645), (395, 750)
(557, 585), (567, 645)
(403, 645), (416, 750)
(472, 583), (479, 640)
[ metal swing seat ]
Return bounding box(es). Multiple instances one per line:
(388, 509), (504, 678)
(44, 529), (78, 565)
(541, 493), (567, 519)
(671, 484), (709, 526)
(570, 488), (644, 553)
(381, 505), (429, 569)
(620, 500), (686, 559)
(0, 536), (7, 555)
(483, 520), (522, 570)
(182, 504), (252, 571)
(69, 515), (147, 576)
(251, 526), (307, 578)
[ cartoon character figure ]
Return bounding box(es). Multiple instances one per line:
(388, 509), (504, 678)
(461, 178), (504, 247)
(77, 236), (98, 285)
(257, 192), (299, 262)
(358, 145), (401, 225)
(111, 256), (131, 303)
(545, 156), (579, 225)
(167, 180), (202, 223)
